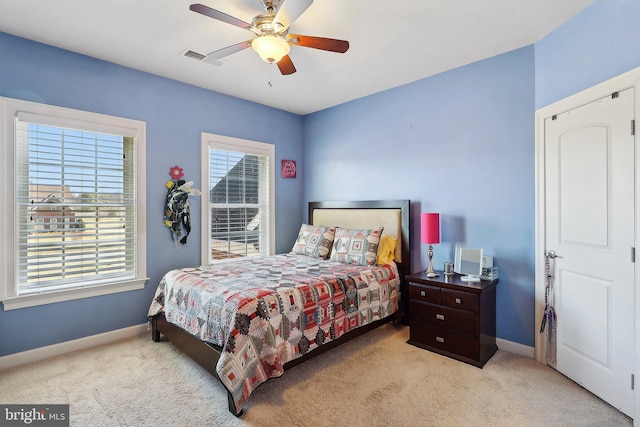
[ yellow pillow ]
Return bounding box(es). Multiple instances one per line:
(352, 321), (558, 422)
(376, 234), (397, 265)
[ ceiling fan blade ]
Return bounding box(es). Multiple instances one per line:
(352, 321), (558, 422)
(204, 40), (252, 64)
(287, 35), (349, 53)
(273, 0), (313, 30)
(190, 4), (251, 31)
(277, 55), (296, 75)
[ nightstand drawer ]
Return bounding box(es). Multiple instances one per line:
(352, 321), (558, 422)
(409, 324), (479, 361)
(442, 289), (479, 312)
(409, 283), (441, 304)
(409, 301), (478, 336)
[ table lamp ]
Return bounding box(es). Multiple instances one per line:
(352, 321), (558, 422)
(421, 213), (440, 277)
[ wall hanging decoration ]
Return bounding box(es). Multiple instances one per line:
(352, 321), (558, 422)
(163, 165), (200, 245)
(281, 159), (297, 178)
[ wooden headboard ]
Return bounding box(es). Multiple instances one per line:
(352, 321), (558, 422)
(308, 200), (411, 279)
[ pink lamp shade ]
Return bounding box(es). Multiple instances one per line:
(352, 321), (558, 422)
(421, 213), (440, 244)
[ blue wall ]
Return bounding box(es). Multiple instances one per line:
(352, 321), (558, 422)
(2, 0), (640, 357)
(303, 0), (640, 347)
(535, 0), (640, 108)
(303, 46), (536, 345)
(0, 32), (305, 356)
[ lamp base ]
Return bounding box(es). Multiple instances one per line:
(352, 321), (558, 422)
(425, 244), (438, 277)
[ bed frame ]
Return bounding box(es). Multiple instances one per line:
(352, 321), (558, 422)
(150, 199), (411, 416)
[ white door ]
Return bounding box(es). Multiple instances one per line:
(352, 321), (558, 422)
(544, 88), (635, 416)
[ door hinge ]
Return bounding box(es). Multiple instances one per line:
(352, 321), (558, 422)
(632, 119), (635, 136)
(632, 374), (635, 390)
(612, 91), (619, 99)
(632, 247), (636, 263)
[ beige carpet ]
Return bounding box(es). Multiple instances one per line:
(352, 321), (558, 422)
(0, 324), (632, 427)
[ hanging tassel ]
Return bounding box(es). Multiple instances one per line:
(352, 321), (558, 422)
(545, 309), (557, 366)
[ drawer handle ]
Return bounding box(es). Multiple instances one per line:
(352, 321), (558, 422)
(455, 298), (461, 304)
(420, 291), (426, 297)
(436, 336), (445, 343)
(435, 314), (445, 321)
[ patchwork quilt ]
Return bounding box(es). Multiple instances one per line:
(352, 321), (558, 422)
(148, 253), (399, 413)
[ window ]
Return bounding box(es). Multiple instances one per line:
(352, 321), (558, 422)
(0, 97), (147, 310)
(201, 133), (275, 264)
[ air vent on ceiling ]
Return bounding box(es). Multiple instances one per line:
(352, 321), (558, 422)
(183, 50), (206, 61)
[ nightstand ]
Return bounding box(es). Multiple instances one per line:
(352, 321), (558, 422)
(406, 271), (498, 368)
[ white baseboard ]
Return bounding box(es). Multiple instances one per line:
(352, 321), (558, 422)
(497, 337), (535, 359)
(0, 323), (149, 370)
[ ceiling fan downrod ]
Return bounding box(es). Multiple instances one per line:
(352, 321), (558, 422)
(263, 0), (280, 14)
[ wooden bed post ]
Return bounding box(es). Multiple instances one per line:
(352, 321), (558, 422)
(151, 316), (161, 342)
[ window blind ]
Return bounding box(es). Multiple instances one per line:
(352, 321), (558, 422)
(15, 119), (137, 293)
(208, 147), (270, 261)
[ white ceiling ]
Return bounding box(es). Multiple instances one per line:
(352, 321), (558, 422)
(0, 0), (593, 115)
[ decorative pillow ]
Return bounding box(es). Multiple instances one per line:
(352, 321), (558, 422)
(330, 227), (384, 266)
(376, 234), (397, 265)
(291, 224), (336, 260)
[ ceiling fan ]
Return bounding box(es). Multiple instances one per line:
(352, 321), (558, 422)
(189, 0), (349, 75)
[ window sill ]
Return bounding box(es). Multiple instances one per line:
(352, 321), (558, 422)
(1, 278), (148, 311)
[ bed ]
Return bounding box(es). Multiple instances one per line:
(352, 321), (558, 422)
(148, 199), (411, 416)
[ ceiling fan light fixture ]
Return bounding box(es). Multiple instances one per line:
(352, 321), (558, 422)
(252, 35), (290, 63)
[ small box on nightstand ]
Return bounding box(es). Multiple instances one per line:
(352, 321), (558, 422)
(481, 266), (498, 281)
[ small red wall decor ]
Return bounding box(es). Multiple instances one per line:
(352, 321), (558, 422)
(281, 160), (297, 178)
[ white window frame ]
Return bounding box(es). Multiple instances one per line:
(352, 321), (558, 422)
(200, 132), (275, 265)
(0, 97), (147, 310)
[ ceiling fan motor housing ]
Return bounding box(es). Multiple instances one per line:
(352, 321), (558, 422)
(252, 13), (286, 35)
